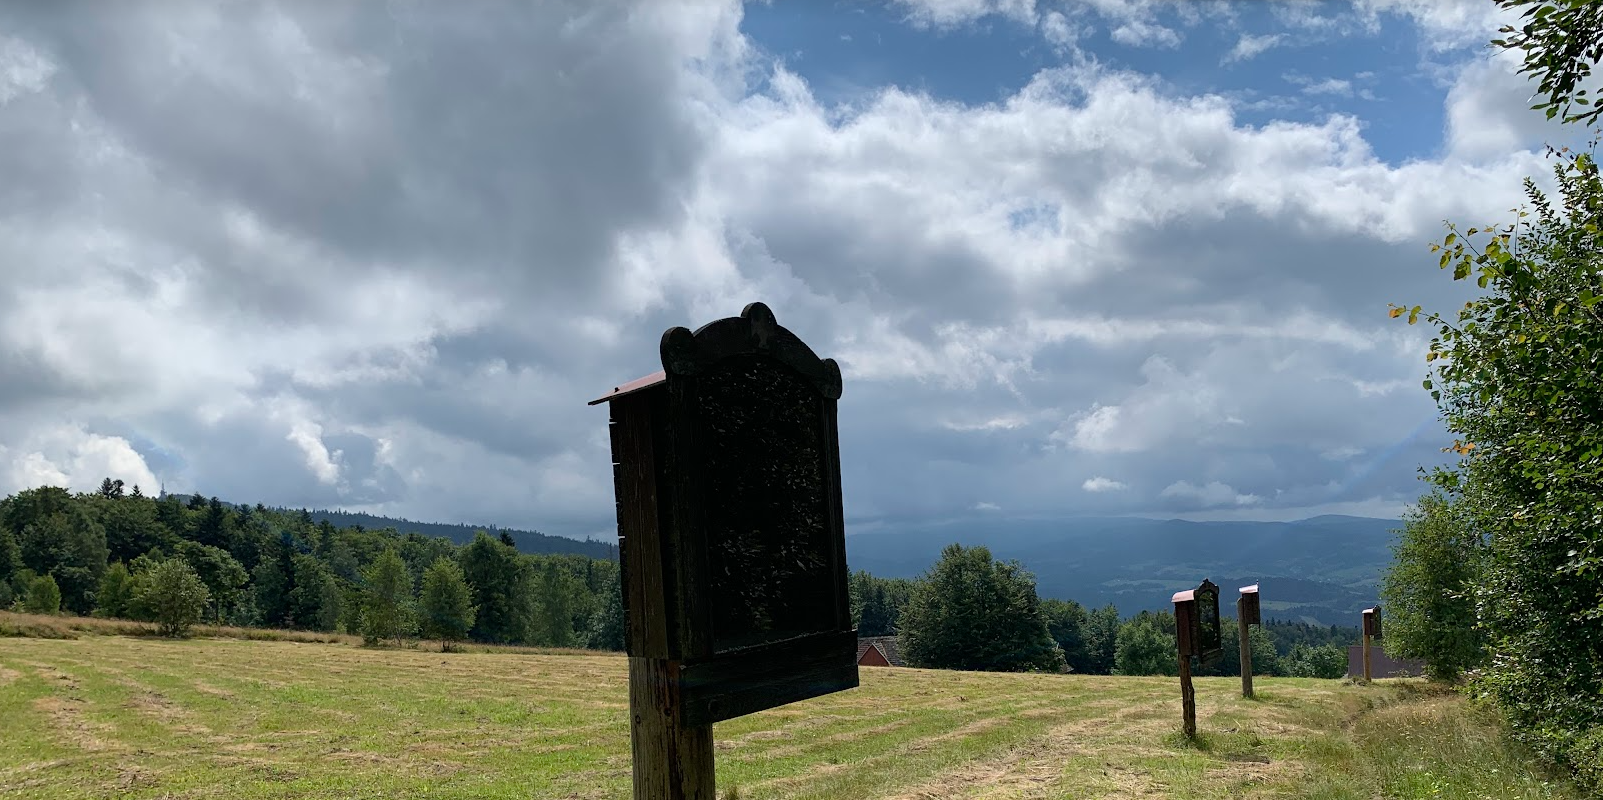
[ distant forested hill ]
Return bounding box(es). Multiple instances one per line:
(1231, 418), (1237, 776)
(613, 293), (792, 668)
(300, 509), (617, 561)
(844, 514), (1399, 627)
(157, 494), (616, 561)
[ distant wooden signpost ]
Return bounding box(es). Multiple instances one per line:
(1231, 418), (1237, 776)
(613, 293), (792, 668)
(1361, 606), (1383, 682)
(1172, 579), (1222, 739)
(1238, 584), (1260, 699)
(591, 302), (859, 800)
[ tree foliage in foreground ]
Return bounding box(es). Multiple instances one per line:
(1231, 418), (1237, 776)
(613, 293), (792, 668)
(1397, 145), (1603, 774)
(1493, 0), (1603, 127)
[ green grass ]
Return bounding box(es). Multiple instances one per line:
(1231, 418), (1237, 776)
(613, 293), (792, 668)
(0, 614), (1586, 799)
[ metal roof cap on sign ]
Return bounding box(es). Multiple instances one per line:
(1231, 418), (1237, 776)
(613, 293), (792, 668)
(1240, 584), (1260, 595)
(1172, 589), (1196, 604)
(1363, 606), (1377, 615)
(588, 370), (667, 406)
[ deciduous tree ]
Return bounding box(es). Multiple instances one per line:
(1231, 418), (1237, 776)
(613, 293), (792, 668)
(360, 547), (415, 645)
(1399, 142), (1603, 767)
(1381, 492), (1486, 681)
(96, 562), (136, 619)
(1114, 615), (1176, 676)
(136, 559), (211, 637)
(419, 557), (477, 648)
(22, 573), (61, 614)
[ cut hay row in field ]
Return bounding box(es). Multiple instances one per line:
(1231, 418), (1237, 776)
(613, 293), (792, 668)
(0, 629), (1582, 800)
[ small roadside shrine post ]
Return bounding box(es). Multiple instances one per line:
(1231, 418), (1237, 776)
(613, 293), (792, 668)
(1172, 579), (1222, 739)
(1237, 584), (1261, 699)
(590, 302), (860, 800)
(1361, 606), (1383, 682)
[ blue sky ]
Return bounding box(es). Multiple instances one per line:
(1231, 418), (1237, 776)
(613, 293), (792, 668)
(742, 1), (1466, 165)
(0, 1), (1583, 539)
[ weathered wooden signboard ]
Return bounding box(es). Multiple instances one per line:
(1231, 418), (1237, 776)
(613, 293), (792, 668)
(1360, 605), (1382, 683)
(1172, 578), (1222, 738)
(1238, 584), (1261, 627)
(1363, 606), (1383, 640)
(1237, 584), (1261, 698)
(1175, 578), (1222, 662)
(591, 302), (859, 800)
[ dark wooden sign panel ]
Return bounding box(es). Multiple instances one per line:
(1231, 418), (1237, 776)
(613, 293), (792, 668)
(1363, 606), (1383, 640)
(1194, 580), (1222, 662)
(1238, 584), (1261, 626)
(695, 355), (837, 652)
(1172, 579), (1222, 661)
(593, 302), (858, 728)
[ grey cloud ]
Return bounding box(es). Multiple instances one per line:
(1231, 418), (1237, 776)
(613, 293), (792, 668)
(4, 0), (710, 316)
(0, 0), (1552, 540)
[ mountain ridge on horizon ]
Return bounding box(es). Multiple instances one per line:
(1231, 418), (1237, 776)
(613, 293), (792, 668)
(155, 491), (619, 561)
(155, 491), (1396, 625)
(843, 514), (1402, 627)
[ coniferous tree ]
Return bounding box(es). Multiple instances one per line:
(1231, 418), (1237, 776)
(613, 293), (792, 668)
(250, 533), (297, 628)
(155, 493), (191, 540)
(96, 494), (172, 565)
(1041, 598), (1093, 674)
(460, 532), (535, 643)
(1083, 604), (1122, 675)
(850, 570), (902, 636)
(419, 557), (476, 648)
(288, 554), (342, 632)
(0, 527), (18, 606)
(195, 497), (233, 552)
(585, 565), (626, 651)
(898, 544), (1065, 672)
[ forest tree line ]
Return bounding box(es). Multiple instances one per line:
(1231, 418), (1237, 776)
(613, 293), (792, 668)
(851, 544), (1354, 679)
(0, 482), (623, 648)
(1, 482), (1349, 678)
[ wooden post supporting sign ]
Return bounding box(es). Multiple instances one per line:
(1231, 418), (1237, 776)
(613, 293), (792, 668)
(1237, 584), (1260, 699)
(1361, 606), (1382, 683)
(592, 302), (860, 800)
(1173, 579), (1222, 739)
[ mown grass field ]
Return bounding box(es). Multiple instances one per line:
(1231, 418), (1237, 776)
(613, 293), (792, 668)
(0, 616), (1584, 800)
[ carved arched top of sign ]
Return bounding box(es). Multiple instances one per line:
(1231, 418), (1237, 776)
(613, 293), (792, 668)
(660, 302), (844, 400)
